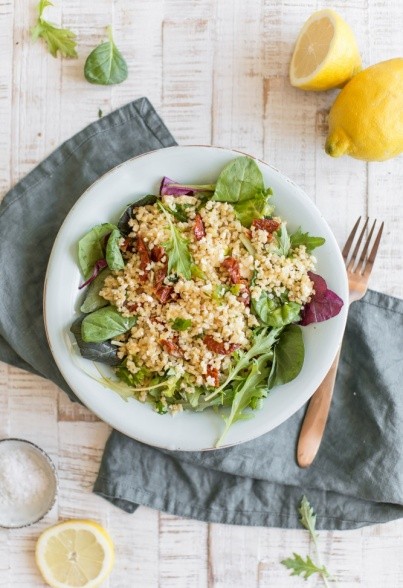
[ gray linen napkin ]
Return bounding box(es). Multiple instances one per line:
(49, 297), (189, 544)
(1, 98), (402, 530)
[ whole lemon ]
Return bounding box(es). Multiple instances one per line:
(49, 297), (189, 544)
(325, 58), (403, 161)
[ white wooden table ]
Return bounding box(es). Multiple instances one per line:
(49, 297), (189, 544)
(1, 0), (403, 586)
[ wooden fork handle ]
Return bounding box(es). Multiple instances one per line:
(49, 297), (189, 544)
(297, 348), (341, 468)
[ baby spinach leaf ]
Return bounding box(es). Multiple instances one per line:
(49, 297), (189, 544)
(117, 195), (157, 236)
(70, 317), (120, 365)
(81, 306), (137, 343)
(78, 223), (117, 279)
(268, 324), (304, 389)
(213, 157), (265, 203)
(80, 268), (111, 314)
(84, 26), (128, 86)
(290, 227), (326, 252)
(171, 318), (192, 331)
(273, 224), (291, 257)
(106, 228), (125, 271)
(252, 292), (301, 327)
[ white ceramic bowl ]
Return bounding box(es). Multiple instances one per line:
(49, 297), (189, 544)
(44, 146), (348, 451)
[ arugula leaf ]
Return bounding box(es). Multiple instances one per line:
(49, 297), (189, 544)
(299, 495), (319, 539)
(268, 324), (304, 389)
(281, 554), (330, 580)
(70, 318), (119, 365)
(84, 26), (128, 85)
(106, 228), (125, 271)
(273, 224), (291, 257)
(31, 0), (78, 58)
(252, 292), (301, 327)
(117, 195), (157, 236)
(78, 223), (117, 279)
(290, 227), (326, 252)
(205, 327), (281, 402)
(81, 306), (137, 343)
(216, 354), (271, 447)
(158, 202), (193, 279)
(80, 268), (111, 313)
(171, 318), (192, 331)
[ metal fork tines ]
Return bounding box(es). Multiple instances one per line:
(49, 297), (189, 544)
(342, 217), (384, 279)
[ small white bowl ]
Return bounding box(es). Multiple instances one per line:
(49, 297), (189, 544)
(0, 438), (58, 529)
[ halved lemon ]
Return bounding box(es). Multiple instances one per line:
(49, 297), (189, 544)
(35, 520), (115, 588)
(289, 9), (361, 91)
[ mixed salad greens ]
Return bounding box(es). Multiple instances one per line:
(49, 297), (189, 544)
(71, 156), (343, 446)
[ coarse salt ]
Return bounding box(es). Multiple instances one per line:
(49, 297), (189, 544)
(0, 447), (49, 507)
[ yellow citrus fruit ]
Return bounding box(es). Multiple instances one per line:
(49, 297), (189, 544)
(35, 519), (115, 588)
(325, 58), (403, 161)
(290, 9), (361, 91)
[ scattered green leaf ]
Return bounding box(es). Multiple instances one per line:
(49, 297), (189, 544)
(252, 292), (301, 328)
(268, 324), (304, 389)
(84, 26), (128, 85)
(31, 0), (78, 58)
(78, 223), (116, 279)
(158, 202), (193, 279)
(273, 224), (291, 257)
(281, 554), (330, 581)
(80, 268), (111, 313)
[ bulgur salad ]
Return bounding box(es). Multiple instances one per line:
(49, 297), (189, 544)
(71, 156), (343, 446)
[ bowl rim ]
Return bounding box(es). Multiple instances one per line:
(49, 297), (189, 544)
(0, 438), (58, 529)
(43, 144), (348, 451)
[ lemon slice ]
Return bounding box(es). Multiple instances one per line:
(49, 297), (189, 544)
(289, 9), (361, 91)
(35, 520), (115, 588)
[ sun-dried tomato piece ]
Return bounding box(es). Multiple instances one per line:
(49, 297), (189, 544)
(154, 285), (173, 304)
(238, 279), (251, 307)
(206, 365), (219, 387)
(137, 236), (150, 282)
(252, 218), (280, 233)
(120, 237), (133, 252)
(193, 213), (206, 241)
(160, 338), (183, 357)
(203, 335), (241, 356)
(151, 245), (166, 262)
(154, 265), (168, 287)
(221, 257), (241, 284)
(124, 301), (140, 313)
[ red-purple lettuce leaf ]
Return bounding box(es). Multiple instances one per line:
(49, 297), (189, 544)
(159, 177), (215, 197)
(300, 271), (344, 326)
(79, 259), (107, 289)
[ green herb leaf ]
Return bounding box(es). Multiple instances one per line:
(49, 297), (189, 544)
(160, 201), (189, 222)
(290, 227), (326, 252)
(80, 268), (111, 313)
(273, 224), (291, 257)
(281, 554), (329, 580)
(115, 364), (150, 387)
(84, 26), (128, 85)
(252, 292), (301, 327)
(81, 306), (136, 343)
(31, 0), (78, 58)
(171, 318), (192, 331)
(268, 324), (304, 389)
(78, 223), (117, 279)
(190, 264), (207, 281)
(158, 202), (193, 279)
(299, 495), (319, 540)
(106, 228), (125, 271)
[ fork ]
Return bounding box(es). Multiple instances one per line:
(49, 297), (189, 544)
(296, 217), (384, 468)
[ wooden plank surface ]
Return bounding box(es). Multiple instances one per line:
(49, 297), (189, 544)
(1, 0), (403, 586)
